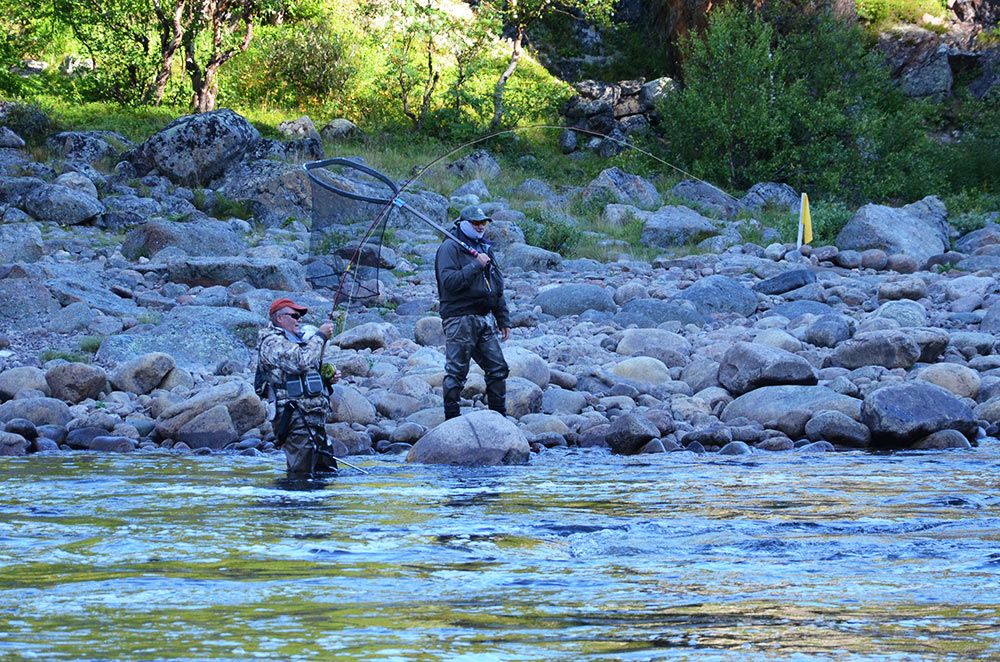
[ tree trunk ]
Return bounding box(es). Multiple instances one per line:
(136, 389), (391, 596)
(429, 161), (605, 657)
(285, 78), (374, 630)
(490, 25), (523, 131)
(150, 0), (186, 105)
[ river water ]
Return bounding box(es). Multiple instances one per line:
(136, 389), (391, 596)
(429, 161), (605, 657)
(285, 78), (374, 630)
(1, 443), (999, 660)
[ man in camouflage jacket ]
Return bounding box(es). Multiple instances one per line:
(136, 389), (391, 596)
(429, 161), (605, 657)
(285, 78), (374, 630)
(257, 297), (338, 476)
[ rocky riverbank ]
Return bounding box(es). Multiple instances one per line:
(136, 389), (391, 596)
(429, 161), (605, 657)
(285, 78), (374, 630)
(1, 107), (999, 465)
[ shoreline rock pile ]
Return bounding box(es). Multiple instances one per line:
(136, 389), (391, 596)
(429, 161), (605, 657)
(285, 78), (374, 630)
(1, 107), (999, 465)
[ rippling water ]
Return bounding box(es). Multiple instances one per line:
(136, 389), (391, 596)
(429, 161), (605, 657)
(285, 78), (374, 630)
(2, 443), (999, 660)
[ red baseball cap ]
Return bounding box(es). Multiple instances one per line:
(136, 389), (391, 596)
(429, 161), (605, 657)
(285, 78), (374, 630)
(269, 297), (308, 317)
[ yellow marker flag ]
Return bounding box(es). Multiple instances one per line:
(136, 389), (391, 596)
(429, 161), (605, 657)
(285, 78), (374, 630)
(800, 192), (813, 245)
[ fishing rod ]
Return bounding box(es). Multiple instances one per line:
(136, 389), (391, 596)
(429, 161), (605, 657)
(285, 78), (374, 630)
(303, 124), (741, 334)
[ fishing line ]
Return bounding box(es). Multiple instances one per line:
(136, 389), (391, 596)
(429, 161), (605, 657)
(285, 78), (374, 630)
(305, 124), (740, 336)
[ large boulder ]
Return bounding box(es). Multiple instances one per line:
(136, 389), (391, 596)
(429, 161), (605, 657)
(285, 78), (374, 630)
(580, 167), (662, 209)
(534, 283), (617, 317)
(155, 380), (266, 441)
(0, 279), (59, 328)
(173, 404), (239, 450)
(108, 352), (176, 395)
(406, 410), (529, 466)
(333, 322), (401, 350)
(125, 108), (261, 186)
(45, 363), (107, 404)
(718, 342), (818, 395)
(329, 385), (378, 425)
(835, 202), (947, 265)
(831, 330), (921, 369)
(722, 385), (862, 424)
(616, 328), (691, 365)
(877, 27), (952, 101)
(47, 130), (129, 163)
(0, 223), (43, 263)
(740, 182), (799, 213)
(862, 382), (976, 447)
(670, 180), (740, 218)
(0, 366), (50, 399)
(0, 397), (71, 427)
(213, 160), (312, 225)
(23, 184), (104, 225)
(606, 411), (660, 455)
(164, 257), (307, 291)
(640, 206), (718, 248)
(675, 275), (758, 317)
(616, 298), (707, 327)
(120, 220), (246, 260)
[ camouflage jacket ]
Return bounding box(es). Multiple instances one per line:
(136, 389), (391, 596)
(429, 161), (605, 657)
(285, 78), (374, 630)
(256, 324), (328, 409)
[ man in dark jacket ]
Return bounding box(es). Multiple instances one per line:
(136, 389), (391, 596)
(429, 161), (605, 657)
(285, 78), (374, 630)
(435, 206), (511, 420)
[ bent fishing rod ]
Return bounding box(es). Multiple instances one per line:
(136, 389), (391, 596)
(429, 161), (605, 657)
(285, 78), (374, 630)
(303, 124), (741, 332)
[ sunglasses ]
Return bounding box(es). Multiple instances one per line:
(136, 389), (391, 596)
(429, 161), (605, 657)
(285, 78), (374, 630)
(279, 312), (302, 320)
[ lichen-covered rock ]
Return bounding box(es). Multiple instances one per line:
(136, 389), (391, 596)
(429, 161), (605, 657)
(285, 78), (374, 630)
(125, 108), (261, 186)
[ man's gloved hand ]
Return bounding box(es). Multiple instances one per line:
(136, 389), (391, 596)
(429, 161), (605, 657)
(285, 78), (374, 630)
(319, 322), (334, 338)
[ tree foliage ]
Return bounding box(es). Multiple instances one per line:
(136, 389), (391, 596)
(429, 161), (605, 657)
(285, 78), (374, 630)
(660, 7), (942, 202)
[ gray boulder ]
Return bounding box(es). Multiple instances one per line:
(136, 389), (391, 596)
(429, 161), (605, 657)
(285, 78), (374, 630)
(320, 119), (360, 140)
(740, 182), (799, 213)
(155, 380), (266, 440)
(0, 279), (59, 328)
(534, 283), (616, 317)
(45, 363), (107, 404)
(0, 223), (43, 263)
(406, 410), (529, 466)
(164, 257), (306, 290)
(670, 180), (739, 218)
(835, 203), (947, 265)
(109, 352), (176, 395)
(121, 219), (248, 260)
(23, 184), (104, 225)
(0, 431), (28, 456)
(447, 150), (501, 180)
(99, 313), (252, 374)
(676, 275), (758, 317)
(213, 159), (312, 225)
(329, 385), (378, 425)
(616, 298), (707, 327)
(0, 366), (50, 399)
(125, 108), (261, 186)
(580, 167), (661, 209)
(831, 330), (921, 369)
(48, 130), (129, 163)
(862, 382), (976, 447)
(804, 410), (870, 448)
(606, 412), (660, 455)
(504, 244), (562, 271)
(0, 397), (71, 427)
(718, 342), (818, 395)
(753, 269), (815, 295)
(506, 376), (543, 418)
(333, 322), (401, 350)
(722, 385), (862, 425)
(174, 404), (239, 449)
(0, 127), (25, 149)
(640, 206), (718, 247)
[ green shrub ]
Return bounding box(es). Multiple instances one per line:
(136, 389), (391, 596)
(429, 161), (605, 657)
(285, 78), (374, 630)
(661, 8), (941, 203)
(40, 349), (88, 364)
(521, 209), (578, 254)
(77, 336), (104, 353)
(857, 0), (948, 26)
(0, 101), (58, 143)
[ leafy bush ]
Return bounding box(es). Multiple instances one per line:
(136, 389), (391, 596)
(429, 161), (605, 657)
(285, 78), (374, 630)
(0, 101), (58, 142)
(660, 8), (941, 203)
(224, 19), (358, 111)
(857, 0), (947, 26)
(521, 209), (578, 254)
